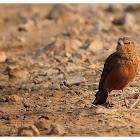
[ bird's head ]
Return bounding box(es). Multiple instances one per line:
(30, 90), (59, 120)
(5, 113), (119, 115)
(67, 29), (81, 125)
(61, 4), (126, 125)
(116, 37), (136, 54)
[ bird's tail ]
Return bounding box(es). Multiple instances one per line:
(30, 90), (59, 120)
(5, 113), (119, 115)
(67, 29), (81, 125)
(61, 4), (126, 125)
(92, 89), (108, 105)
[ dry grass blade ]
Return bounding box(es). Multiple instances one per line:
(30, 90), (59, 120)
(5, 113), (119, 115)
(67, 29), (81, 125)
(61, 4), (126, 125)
(130, 98), (140, 109)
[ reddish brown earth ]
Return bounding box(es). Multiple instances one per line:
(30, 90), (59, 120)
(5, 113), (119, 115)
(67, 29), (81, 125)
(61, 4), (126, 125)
(0, 4), (140, 136)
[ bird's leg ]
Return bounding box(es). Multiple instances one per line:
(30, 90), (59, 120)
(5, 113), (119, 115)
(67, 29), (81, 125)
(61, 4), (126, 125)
(122, 90), (128, 108)
(107, 89), (113, 107)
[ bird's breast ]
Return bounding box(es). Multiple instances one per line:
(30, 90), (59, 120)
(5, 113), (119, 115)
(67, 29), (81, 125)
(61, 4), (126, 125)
(103, 61), (137, 91)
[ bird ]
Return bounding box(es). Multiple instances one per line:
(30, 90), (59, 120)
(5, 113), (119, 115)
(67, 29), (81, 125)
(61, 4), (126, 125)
(92, 37), (138, 107)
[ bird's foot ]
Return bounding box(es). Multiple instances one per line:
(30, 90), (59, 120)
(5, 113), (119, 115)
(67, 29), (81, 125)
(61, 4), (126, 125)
(106, 101), (114, 108)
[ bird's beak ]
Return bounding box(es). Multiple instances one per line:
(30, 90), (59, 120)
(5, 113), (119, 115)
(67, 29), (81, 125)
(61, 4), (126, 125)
(118, 38), (124, 45)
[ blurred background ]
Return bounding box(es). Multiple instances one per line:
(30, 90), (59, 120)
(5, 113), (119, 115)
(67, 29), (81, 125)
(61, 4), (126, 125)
(0, 4), (140, 136)
(1, 4), (140, 58)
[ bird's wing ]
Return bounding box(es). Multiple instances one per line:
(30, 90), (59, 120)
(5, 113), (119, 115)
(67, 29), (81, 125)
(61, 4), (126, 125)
(98, 52), (119, 91)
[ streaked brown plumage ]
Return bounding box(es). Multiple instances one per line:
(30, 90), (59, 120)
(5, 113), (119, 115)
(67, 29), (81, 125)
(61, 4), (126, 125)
(92, 37), (138, 106)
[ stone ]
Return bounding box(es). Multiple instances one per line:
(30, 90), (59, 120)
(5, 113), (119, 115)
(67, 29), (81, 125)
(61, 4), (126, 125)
(42, 81), (52, 89)
(33, 77), (43, 84)
(43, 68), (59, 76)
(67, 26), (79, 38)
(23, 100), (31, 108)
(7, 95), (23, 102)
(51, 83), (60, 90)
(53, 91), (64, 99)
(18, 20), (35, 32)
(38, 96), (44, 100)
(72, 50), (87, 62)
(88, 40), (104, 53)
(64, 39), (82, 52)
(0, 52), (7, 62)
(34, 119), (48, 130)
(64, 75), (86, 86)
(105, 5), (120, 13)
(6, 66), (30, 79)
(112, 15), (126, 26)
(75, 100), (85, 108)
(48, 39), (82, 54)
(17, 125), (40, 136)
(125, 4), (140, 12)
(49, 123), (65, 135)
(46, 4), (76, 21)
(65, 52), (72, 58)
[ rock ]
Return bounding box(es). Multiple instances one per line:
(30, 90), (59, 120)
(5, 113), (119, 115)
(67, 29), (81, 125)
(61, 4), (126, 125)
(18, 20), (35, 32)
(64, 39), (82, 52)
(64, 75), (86, 86)
(6, 66), (30, 79)
(95, 107), (112, 114)
(41, 68), (59, 76)
(48, 39), (82, 54)
(34, 119), (48, 130)
(33, 77), (43, 84)
(46, 4), (76, 21)
(51, 83), (60, 90)
(17, 125), (40, 136)
(125, 4), (140, 12)
(20, 83), (33, 92)
(75, 100), (85, 108)
(67, 26), (79, 38)
(72, 50), (87, 62)
(23, 100), (31, 108)
(88, 40), (104, 53)
(49, 123), (65, 135)
(7, 95), (23, 102)
(4, 58), (16, 64)
(0, 96), (7, 102)
(0, 73), (9, 81)
(112, 15), (126, 26)
(53, 91), (64, 99)
(0, 52), (7, 62)
(65, 52), (72, 58)
(42, 81), (52, 89)
(105, 5), (120, 13)
(38, 96), (44, 100)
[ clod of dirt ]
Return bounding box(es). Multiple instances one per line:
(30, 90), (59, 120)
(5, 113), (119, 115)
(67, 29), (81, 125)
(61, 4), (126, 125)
(112, 15), (126, 26)
(64, 75), (86, 86)
(6, 95), (23, 102)
(0, 52), (7, 62)
(6, 66), (30, 79)
(88, 40), (104, 53)
(17, 125), (40, 136)
(49, 123), (65, 135)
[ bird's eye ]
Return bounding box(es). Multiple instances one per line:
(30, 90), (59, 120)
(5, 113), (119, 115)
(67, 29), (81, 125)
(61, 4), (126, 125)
(125, 41), (131, 45)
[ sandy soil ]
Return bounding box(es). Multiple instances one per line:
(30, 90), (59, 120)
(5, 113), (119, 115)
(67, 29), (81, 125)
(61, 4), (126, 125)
(0, 4), (140, 136)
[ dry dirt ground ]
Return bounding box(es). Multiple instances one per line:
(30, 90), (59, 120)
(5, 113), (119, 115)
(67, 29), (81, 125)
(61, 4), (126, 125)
(0, 4), (140, 136)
